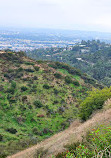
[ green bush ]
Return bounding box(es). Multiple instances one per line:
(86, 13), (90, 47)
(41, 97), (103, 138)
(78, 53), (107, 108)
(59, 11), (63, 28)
(34, 66), (40, 71)
(17, 67), (23, 72)
(79, 87), (111, 121)
(53, 88), (59, 95)
(6, 128), (17, 134)
(43, 84), (50, 89)
(11, 81), (16, 89)
(33, 76), (38, 80)
(0, 134), (3, 141)
(24, 62), (35, 65)
(7, 69), (13, 73)
(33, 100), (43, 108)
(54, 73), (62, 79)
(53, 100), (59, 104)
(21, 86), (28, 91)
(15, 72), (23, 78)
(7, 87), (15, 94)
(65, 76), (72, 84)
(4, 73), (10, 78)
(25, 69), (34, 72)
(32, 127), (39, 135)
(0, 85), (4, 91)
(63, 125), (111, 158)
(72, 80), (80, 86)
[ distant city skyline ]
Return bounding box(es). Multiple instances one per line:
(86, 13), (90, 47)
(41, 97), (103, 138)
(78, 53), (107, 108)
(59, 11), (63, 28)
(0, 0), (111, 32)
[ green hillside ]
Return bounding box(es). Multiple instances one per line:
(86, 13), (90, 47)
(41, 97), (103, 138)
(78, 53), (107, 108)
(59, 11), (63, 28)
(56, 87), (111, 158)
(26, 40), (111, 86)
(0, 51), (103, 157)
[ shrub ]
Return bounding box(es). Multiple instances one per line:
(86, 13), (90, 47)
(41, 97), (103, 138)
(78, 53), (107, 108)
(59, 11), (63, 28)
(9, 97), (16, 103)
(0, 85), (4, 91)
(65, 76), (72, 84)
(34, 66), (40, 71)
(55, 62), (70, 70)
(16, 116), (25, 124)
(49, 62), (82, 76)
(11, 81), (16, 89)
(7, 69), (13, 73)
(22, 96), (27, 102)
(61, 121), (69, 130)
(0, 152), (8, 158)
(53, 88), (59, 95)
(0, 134), (3, 141)
(17, 67), (23, 72)
(69, 68), (81, 76)
(6, 128), (17, 134)
(2, 78), (4, 81)
(79, 87), (111, 121)
(30, 88), (37, 93)
(15, 72), (23, 78)
(4, 73), (10, 78)
(25, 69), (34, 72)
(32, 127), (39, 135)
(54, 73), (62, 79)
(56, 152), (67, 158)
(43, 84), (50, 89)
(53, 100), (59, 104)
(63, 125), (111, 158)
(32, 85), (37, 89)
(58, 106), (65, 113)
(24, 62), (34, 65)
(30, 85), (37, 93)
(7, 87), (15, 94)
(43, 128), (51, 134)
(33, 76), (38, 80)
(21, 86), (28, 91)
(48, 63), (58, 69)
(82, 75), (96, 84)
(33, 100), (43, 108)
(72, 80), (80, 86)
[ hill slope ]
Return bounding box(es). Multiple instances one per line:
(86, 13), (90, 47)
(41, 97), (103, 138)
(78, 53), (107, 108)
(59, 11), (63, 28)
(8, 108), (111, 158)
(0, 51), (103, 157)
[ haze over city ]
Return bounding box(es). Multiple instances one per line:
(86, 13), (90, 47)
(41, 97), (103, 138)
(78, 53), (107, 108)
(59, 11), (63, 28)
(0, 0), (111, 32)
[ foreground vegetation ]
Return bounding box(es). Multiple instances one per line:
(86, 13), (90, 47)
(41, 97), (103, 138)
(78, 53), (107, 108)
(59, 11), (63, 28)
(0, 51), (102, 157)
(56, 125), (111, 158)
(79, 87), (111, 120)
(56, 87), (111, 158)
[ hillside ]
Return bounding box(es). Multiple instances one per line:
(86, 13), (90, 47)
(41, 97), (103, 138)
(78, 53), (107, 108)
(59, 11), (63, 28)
(0, 51), (103, 157)
(26, 40), (111, 86)
(7, 108), (111, 158)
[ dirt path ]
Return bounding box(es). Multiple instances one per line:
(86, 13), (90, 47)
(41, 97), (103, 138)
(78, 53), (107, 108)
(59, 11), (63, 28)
(8, 109), (111, 158)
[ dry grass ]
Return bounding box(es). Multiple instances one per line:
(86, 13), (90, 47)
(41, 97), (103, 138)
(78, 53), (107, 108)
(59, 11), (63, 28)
(8, 108), (111, 158)
(103, 98), (111, 109)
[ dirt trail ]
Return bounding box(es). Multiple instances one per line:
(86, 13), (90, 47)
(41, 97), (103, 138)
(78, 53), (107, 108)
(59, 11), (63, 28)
(8, 109), (111, 158)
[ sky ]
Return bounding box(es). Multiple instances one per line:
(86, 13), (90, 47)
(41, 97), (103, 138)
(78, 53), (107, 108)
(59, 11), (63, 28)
(0, 0), (111, 32)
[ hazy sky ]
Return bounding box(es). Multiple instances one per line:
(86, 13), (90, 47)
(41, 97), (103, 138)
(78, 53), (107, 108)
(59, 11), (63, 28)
(0, 0), (111, 32)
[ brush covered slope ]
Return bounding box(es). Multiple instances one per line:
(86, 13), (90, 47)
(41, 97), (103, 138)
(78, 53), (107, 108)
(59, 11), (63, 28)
(0, 51), (103, 157)
(56, 88), (111, 158)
